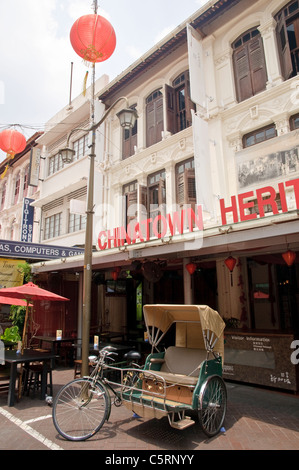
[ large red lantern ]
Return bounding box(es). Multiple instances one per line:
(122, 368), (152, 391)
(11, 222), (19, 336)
(70, 14), (116, 64)
(282, 250), (296, 267)
(0, 129), (26, 158)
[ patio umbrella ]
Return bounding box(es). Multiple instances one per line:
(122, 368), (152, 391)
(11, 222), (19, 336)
(0, 296), (33, 307)
(0, 282), (69, 351)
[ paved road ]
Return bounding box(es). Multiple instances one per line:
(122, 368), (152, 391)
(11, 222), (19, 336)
(0, 367), (299, 451)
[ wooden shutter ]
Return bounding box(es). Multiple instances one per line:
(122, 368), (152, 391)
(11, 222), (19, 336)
(276, 14), (293, 80)
(184, 168), (196, 209)
(156, 95), (164, 143)
(234, 45), (253, 102)
(166, 84), (175, 134)
(146, 101), (155, 147)
(139, 185), (148, 221)
(249, 36), (267, 95)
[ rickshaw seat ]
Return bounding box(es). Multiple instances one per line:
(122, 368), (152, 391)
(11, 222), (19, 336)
(148, 346), (208, 386)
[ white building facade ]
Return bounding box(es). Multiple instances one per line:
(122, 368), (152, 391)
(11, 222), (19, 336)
(31, 0), (299, 391)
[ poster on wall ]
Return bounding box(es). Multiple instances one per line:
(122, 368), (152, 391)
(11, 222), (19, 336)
(0, 258), (25, 288)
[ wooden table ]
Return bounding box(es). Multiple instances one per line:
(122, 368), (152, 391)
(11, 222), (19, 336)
(35, 336), (78, 368)
(4, 349), (58, 407)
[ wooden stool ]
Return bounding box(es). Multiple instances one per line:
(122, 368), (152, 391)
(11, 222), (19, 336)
(26, 364), (53, 397)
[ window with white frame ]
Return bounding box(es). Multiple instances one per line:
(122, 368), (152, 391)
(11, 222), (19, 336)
(68, 212), (86, 233)
(49, 153), (64, 176)
(44, 213), (62, 240)
(73, 134), (89, 161)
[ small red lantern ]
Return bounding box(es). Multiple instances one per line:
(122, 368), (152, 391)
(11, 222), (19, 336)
(186, 262), (197, 275)
(282, 250), (296, 267)
(70, 14), (116, 64)
(225, 256), (237, 286)
(0, 129), (26, 158)
(112, 271), (118, 281)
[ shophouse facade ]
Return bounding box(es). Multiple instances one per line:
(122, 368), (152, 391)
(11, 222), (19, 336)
(31, 0), (299, 391)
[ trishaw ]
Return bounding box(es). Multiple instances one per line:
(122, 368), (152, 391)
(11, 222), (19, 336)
(52, 304), (227, 441)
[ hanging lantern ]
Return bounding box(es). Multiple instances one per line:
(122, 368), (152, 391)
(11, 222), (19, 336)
(112, 271), (118, 281)
(70, 14), (116, 64)
(0, 129), (26, 159)
(186, 262), (197, 275)
(225, 256), (237, 286)
(282, 250), (296, 267)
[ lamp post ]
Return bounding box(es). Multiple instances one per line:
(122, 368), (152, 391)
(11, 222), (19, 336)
(59, 99), (137, 376)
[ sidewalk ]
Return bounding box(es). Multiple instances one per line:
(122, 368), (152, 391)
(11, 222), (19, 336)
(0, 366), (299, 451)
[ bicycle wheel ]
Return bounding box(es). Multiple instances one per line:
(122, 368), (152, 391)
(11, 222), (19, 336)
(52, 378), (110, 441)
(198, 375), (227, 437)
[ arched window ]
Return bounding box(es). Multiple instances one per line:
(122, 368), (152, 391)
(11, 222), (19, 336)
(275, 0), (299, 79)
(166, 71), (195, 134)
(146, 89), (164, 147)
(232, 28), (267, 102)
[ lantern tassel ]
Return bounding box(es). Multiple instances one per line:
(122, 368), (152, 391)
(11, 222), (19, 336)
(1, 164), (9, 179)
(82, 71), (89, 97)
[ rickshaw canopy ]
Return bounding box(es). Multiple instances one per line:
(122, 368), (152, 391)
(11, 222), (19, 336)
(143, 304), (225, 359)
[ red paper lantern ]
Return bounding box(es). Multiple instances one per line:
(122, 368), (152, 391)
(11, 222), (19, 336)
(186, 262), (197, 275)
(0, 129), (26, 158)
(282, 250), (296, 267)
(70, 14), (116, 64)
(112, 271), (118, 281)
(224, 256), (237, 272)
(225, 256), (237, 286)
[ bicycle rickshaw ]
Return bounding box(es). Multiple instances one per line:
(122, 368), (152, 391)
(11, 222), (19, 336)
(52, 304), (227, 441)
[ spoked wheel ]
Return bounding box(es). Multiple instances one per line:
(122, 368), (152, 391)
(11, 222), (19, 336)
(198, 375), (227, 437)
(52, 378), (110, 441)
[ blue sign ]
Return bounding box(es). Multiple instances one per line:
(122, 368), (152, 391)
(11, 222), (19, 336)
(0, 239), (84, 260)
(21, 198), (35, 242)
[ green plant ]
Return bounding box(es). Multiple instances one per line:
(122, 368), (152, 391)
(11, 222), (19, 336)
(1, 326), (21, 343)
(17, 262), (32, 283)
(9, 305), (27, 337)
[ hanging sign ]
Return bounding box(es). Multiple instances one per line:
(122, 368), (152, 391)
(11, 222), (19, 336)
(21, 198), (34, 243)
(0, 258), (24, 288)
(28, 148), (41, 187)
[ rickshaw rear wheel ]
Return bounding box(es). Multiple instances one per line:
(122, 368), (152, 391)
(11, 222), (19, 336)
(198, 375), (227, 437)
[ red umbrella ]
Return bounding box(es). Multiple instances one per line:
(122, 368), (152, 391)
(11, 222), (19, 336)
(0, 282), (69, 351)
(0, 296), (33, 307)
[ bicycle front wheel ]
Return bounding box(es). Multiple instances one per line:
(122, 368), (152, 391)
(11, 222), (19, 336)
(52, 378), (110, 441)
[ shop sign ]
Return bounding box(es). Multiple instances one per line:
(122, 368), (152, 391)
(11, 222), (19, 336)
(220, 177), (299, 225)
(0, 258), (24, 288)
(97, 205), (203, 251)
(0, 240), (84, 260)
(21, 198), (34, 243)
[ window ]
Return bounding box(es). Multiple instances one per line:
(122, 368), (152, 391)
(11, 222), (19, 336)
(23, 166), (29, 197)
(166, 71), (195, 134)
(123, 181), (138, 230)
(148, 170), (166, 236)
(69, 213), (86, 233)
(176, 158), (196, 210)
(122, 105), (137, 159)
(146, 89), (164, 147)
(243, 125), (277, 148)
(275, 1), (299, 79)
(13, 173), (20, 205)
(290, 112), (299, 129)
(49, 153), (63, 176)
(44, 213), (62, 239)
(232, 28), (267, 102)
(73, 134), (89, 161)
(1, 184), (6, 210)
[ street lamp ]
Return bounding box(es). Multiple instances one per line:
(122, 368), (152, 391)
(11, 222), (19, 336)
(59, 97), (137, 376)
